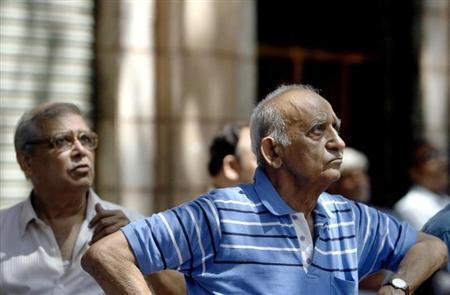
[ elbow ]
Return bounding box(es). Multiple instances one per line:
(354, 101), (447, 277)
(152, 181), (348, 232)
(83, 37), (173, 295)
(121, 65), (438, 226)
(419, 232), (449, 269)
(81, 239), (109, 276)
(431, 236), (448, 269)
(438, 239), (449, 268)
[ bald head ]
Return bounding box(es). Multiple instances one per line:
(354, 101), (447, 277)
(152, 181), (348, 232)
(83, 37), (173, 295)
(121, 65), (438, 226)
(250, 85), (336, 166)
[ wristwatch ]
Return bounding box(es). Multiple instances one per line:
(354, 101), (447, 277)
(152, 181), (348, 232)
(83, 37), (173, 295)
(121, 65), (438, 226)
(384, 277), (410, 295)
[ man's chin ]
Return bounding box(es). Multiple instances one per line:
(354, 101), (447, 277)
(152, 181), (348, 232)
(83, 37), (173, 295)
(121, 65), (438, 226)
(323, 169), (341, 184)
(69, 176), (93, 189)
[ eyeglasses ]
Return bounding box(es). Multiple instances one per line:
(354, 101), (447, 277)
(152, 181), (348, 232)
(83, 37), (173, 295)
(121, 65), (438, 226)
(25, 131), (98, 151)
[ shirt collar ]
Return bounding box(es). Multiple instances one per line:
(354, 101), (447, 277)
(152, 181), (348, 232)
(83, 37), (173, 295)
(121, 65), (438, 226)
(19, 192), (38, 237)
(314, 193), (333, 220)
(254, 168), (295, 216)
(253, 168), (333, 221)
(85, 189), (102, 222)
(19, 189), (100, 237)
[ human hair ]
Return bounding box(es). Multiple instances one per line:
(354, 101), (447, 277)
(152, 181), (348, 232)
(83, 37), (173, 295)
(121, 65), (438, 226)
(208, 122), (248, 177)
(249, 84), (319, 166)
(14, 102), (83, 155)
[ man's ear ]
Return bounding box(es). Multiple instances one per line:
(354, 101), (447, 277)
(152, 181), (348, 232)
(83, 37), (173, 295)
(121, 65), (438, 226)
(222, 154), (240, 182)
(260, 137), (283, 169)
(16, 151), (33, 178)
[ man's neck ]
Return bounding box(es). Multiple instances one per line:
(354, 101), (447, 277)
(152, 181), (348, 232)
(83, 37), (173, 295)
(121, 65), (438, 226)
(265, 169), (326, 219)
(31, 188), (89, 260)
(32, 188), (88, 221)
(212, 174), (238, 189)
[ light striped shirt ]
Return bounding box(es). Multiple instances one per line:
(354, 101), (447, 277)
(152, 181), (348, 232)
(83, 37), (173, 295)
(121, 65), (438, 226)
(122, 168), (416, 294)
(0, 190), (143, 295)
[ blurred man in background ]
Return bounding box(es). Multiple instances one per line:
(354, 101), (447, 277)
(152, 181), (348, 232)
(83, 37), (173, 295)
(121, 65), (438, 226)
(327, 147), (370, 203)
(208, 122), (257, 188)
(394, 142), (449, 230)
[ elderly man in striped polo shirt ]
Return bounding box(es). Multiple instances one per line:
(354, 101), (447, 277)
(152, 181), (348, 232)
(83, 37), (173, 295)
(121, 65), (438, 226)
(82, 84), (448, 294)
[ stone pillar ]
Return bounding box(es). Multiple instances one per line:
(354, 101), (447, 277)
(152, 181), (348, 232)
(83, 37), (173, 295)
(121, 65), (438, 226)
(95, 0), (255, 214)
(419, 0), (449, 151)
(95, 0), (156, 214)
(154, 0), (256, 210)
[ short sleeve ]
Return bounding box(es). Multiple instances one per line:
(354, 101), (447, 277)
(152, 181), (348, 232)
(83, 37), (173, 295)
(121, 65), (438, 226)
(121, 197), (221, 276)
(422, 207), (450, 271)
(354, 202), (417, 278)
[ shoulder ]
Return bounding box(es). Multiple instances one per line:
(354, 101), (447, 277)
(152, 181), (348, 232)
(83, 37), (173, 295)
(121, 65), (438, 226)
(0, 200), (25, 221)
(0, 200), (27, 239)
(422, 205), (450, 236)
(205, 184), (259, 206)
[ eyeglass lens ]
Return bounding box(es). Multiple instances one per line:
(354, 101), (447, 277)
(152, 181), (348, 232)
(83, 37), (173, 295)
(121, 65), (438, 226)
(51, 131), (98, 150)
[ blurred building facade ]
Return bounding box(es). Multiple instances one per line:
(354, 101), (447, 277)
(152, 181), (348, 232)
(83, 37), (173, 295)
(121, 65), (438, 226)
(0, 0), (447, 213)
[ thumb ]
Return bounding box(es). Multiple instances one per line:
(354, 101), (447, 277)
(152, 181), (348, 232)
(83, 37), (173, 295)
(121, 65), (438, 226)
(95, 203), (105, 213)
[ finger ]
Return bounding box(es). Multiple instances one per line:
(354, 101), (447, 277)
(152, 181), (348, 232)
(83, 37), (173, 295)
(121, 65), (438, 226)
(91, 212), (129, 240)
(92, 216), (118, 236)
(89, 227), (118, 245)
(89, 203), (105, 228)
(90, 217), (128, 244)
(91, 224), (123, 244)
(95, 203), (105, 213)
(89, 207), (121, 228)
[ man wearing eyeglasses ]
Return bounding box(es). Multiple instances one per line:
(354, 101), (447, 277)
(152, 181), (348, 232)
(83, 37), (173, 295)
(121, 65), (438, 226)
(0, 102), (155, 294)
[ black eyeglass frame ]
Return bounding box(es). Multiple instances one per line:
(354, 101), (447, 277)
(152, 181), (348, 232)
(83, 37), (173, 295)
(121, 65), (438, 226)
(24, 130), (99, 151)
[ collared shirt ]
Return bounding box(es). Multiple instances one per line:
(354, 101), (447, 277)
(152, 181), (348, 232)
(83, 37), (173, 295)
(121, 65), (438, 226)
(0, 189), (142, 295)
(122, 168), (416, 294)
(422, 204), (450, 271)
(394, 185), (450, 230)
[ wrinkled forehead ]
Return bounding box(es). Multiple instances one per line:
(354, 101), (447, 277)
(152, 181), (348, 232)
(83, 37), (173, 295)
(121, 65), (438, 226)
(276, 90), (338, 125)
(39, 113), (90, 135)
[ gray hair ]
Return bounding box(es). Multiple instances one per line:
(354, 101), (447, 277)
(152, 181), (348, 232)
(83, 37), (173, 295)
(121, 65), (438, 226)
(249, 84), (319, 166)
(14, 102), (83, 154)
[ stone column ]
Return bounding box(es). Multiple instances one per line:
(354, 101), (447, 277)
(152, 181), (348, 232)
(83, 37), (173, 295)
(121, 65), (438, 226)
(419, 0), (449, 151)
(95, 0), (256, 214)
(154, 0), (256, 210)
(95, 0), (156, 214)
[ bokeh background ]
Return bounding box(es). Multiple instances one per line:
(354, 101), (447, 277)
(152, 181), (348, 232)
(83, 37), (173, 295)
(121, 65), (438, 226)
(0, 0), (448, 215)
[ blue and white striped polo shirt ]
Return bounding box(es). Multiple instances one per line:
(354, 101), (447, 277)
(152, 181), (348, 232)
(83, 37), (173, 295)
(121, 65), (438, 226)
(122, 168), (416, 294)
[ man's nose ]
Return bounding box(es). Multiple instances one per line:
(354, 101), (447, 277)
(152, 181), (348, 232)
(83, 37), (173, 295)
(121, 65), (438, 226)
(327, 129), (346, 152)
(71, 137), (88, 155)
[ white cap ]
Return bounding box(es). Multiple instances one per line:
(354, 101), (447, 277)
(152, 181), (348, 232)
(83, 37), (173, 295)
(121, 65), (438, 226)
(341, 147), (369, 173)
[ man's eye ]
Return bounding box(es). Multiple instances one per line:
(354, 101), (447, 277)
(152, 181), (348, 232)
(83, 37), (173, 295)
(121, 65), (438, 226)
(311, 125), (325, 135)
(79, 134), (93, 145)
(53, 136), (71, 148)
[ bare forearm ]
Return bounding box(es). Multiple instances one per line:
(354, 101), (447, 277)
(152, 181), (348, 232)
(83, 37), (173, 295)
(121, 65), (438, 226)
(84, 256), (151, 294)
(392, 232), (447, 292)
(81, 231), (153, 294)
(146, 270), (186, 295)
